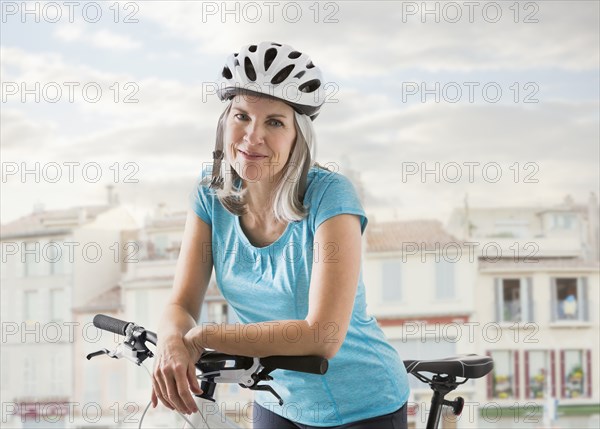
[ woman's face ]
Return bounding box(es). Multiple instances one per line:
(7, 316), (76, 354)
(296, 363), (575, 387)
(224, 94), (297, 184)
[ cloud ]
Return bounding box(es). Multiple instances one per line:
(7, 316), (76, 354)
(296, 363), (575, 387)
(53, 24), (142, 51)
(0, 109), (57, 150)
(138, 1), (599, 76)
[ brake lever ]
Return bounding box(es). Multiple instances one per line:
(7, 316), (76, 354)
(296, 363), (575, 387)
(86, 349), (111, 360)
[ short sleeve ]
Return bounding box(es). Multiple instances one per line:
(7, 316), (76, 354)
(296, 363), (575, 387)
(189, 172), (214, 226)
(311, 172), (368, 235)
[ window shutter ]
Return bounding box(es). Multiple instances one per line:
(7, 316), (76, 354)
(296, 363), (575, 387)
(560, 350), (566, 398)
(550, 350), (556, 397)
(486, 351), (493, 400)
(494, 278), (502, 322)
(580, 277), (589, 322)
(524, 351), (530, 399)
(526, 277), (534, 322)
(550, 278), (557, 322)
(586, 349), (592, 398)
(514, 350), (520, 399)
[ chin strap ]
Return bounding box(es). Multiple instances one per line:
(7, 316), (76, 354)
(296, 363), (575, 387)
(209, 150), (224, 189)
(209, 114), (226, 189)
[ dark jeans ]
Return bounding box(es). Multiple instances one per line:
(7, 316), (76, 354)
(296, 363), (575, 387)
(252, 401), (407, 429)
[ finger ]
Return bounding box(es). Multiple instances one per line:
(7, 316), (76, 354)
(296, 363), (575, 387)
(188, 362), (202, 394)
(173, 365), (199, 413)
(164, 369), (193, 414)
(153, 369), (176, 411)
(151, 388), (157, 408)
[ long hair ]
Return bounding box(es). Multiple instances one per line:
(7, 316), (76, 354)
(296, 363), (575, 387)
(203, 100), (323, 223)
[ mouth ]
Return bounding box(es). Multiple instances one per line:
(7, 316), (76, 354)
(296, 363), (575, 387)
(238, 149), (268, 160)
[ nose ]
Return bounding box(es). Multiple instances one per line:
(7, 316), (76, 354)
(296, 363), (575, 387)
(244, 121), (265, 145)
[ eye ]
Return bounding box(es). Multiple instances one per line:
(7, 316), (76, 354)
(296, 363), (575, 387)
(268, 119), (284, 127)
(234, 113), (249, 121)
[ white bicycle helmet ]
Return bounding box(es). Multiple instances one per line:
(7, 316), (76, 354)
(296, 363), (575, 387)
(210, 41), (325, 196)
(217, 41), (325, 120)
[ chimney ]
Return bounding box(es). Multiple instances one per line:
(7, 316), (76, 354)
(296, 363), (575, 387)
(106, 184), (119, 206)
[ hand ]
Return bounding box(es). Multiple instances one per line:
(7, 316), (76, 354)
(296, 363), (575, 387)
(151, 333), (204, 414)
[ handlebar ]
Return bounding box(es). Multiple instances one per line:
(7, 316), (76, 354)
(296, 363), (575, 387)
(92, 313), (327, 376)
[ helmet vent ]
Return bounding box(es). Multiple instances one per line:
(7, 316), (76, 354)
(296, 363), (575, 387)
(244, 57), (257, 81)
(294, 70), (306, 79)
(306, 61), (315, 69)
(264, 48), (278, 71)
(234, 53), (238, 57)
(248, 44), (257, 52)
(298, 79), (320, 93)
(271, 64), (295, 85)
(222, 66), (233, 80)
(288, 51), (302, 59)
(271, 42), (282, 46)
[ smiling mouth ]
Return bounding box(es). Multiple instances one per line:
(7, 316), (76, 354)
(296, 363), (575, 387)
(239, 150), (268, 159)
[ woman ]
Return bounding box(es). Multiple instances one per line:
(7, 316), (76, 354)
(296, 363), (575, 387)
(151, 41), (410, 428)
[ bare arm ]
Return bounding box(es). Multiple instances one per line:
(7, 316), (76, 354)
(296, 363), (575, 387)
(186, 214), (362, 359)
(152, 209), (213, 414)
(157, 209), (213, 341)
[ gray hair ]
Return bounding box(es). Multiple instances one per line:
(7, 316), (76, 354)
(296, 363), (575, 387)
(204, 100), (322, 223)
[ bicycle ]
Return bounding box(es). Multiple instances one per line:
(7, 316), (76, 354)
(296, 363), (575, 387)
(88, 314), (493, 429)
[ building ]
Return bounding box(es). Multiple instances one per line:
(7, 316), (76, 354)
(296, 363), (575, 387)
(448, 193), (600, 428)
(119, 205), (252, 428)
(363, 219), (482, 429)
(0, 202), (137, 428)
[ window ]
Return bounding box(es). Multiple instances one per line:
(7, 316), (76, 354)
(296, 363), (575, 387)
(551, 277), (589, 322)
(207, 302), (228, 324)
(47, 241), (67, 275)
(552, 213), (575, 230)
(50, 353), (66, 395)
(23, 290), (39, 322)
(490, 350), (517, 399)
(562, 350), (591, 398)
(154, 235), (169, 259)
(525, 350), (555, 399)
(435, 260), (455, 300)
(382, 259), (402, 302)
(23, 241), (50, 277)
(23, 356), (36, 395)
(199, 302), (209, 324)
(495, 278), (533, 322)
(49, 289), (65, 322)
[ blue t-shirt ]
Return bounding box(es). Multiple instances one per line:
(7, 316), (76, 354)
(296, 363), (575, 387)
(190, 165), (409, 426)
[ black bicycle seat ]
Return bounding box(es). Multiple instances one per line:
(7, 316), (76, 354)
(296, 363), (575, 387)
(404, 354), (493, 379)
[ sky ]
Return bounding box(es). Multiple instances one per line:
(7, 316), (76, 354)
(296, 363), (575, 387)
(1, 0), (599, 226)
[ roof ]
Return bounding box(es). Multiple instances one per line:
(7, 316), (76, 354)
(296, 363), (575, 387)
(1, 205), (112, 239)
(73, 286), (122, 313)
(145, 210), (187, 229)
(478, 257), (600, 272)
(366, 220), (461, 252)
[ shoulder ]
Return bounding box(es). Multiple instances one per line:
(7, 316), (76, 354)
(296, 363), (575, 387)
(304, 165), (368, 234)
(189, 168), (218, 225)
(305, 164), (355, 200)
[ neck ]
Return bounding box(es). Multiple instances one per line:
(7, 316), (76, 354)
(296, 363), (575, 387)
(242, 180), (278, 221)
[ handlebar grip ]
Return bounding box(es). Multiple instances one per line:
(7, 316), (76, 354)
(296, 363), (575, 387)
(93, 314), (131, 336)
(261, 355), (328, 375)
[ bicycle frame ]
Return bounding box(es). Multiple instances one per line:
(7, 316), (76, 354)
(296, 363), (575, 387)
(88, 314), (493, 429)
